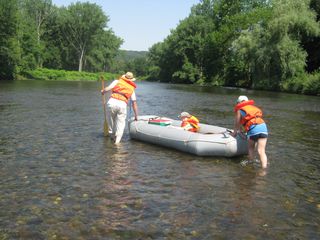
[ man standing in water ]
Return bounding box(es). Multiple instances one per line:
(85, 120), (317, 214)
(101, 72), (138, 144)
(231, 96), (268, 168)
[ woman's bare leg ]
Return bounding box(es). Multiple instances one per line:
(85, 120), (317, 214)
(257, 138), (268, 168)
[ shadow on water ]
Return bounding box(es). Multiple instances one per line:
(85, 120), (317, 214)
(0, 80), (319, 239)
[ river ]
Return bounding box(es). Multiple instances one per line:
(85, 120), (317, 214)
(0, 80), (319, 239)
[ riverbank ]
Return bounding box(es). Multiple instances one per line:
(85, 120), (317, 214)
(17, 68), (319, 96)
(18, 68), (119, 81)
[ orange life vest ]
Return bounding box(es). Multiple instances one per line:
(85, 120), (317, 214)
(181, 115), (200, 132)
(111, 76), (137, 104)
(234, 100), (264, 132)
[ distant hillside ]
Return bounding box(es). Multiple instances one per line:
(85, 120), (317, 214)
(117, 50), (148, 61)
(110, 50), (149, 76)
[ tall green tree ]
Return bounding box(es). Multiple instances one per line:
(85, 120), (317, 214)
(20, 0), (53, 68)
(202, 0), (270, 85)
(0, 0), (20, 80)
(85, 30), (122, 72)
(39, 2), (122, 72)
(149, 15), (213, 83)
(40, 5), (64, 69)
(59, 2), (109, 72)
(232, 0), (319, 90)
(148, 0), (271, 84)
(171, 15), (214, 83)
(146, 42), (163, 80)
(303, 0), (320, 72)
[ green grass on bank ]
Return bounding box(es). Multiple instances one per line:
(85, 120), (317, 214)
(17, 68), (319, 95)
(19, 68), (119, 81)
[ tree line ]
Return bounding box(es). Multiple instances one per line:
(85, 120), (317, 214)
(1, 0), (319, 95)
(146, 0), (320, 95)
(0, 0), (122, 80)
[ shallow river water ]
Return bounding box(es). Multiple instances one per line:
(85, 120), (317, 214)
(0, 80), (319, 239)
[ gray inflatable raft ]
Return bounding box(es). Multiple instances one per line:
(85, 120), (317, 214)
(129, 115), (248, 157)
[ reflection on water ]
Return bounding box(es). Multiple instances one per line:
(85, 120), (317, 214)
(0, 80), (319, 239)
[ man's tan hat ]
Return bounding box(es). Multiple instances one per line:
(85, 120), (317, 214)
(125, 72), (136, 81)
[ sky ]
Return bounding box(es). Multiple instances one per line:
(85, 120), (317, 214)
(52, 0), (200, 51)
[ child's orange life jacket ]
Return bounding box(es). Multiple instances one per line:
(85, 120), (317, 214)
(181, 115), (200, 132)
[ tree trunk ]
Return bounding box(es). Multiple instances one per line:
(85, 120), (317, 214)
(37, 15), (42, 68)
(79, 48), (85, 72)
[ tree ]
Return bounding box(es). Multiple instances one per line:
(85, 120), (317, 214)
(175, 16), (214, 83)
(202, 0), (271, 85)
(21, 0), (53, 68)
(59, 2), (109, 72)
(148, 0), (271, 84)
(303, 0), (320, 72)
(147, 43), (163, 80)
(226, 0), (320, 90)
(0, 0), (20, 80)
(85, 30), (122, 72)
